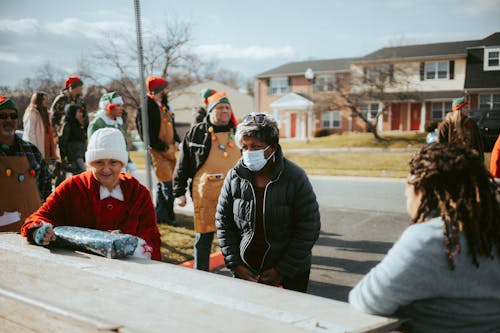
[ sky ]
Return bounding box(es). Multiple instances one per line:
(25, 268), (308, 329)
(1, 0), (500, 88)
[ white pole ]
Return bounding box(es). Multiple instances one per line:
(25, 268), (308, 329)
(133, 0), (152, 193)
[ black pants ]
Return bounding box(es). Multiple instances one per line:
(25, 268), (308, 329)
(156, 181), (175, 223)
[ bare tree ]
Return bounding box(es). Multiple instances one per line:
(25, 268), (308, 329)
(315, 63), (415, 141)
(94, 16), (204, 109)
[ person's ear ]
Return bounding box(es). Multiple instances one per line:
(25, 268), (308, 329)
(107, 104), (116, 111)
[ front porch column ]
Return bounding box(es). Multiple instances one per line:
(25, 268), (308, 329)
(419, 102), (426, 133)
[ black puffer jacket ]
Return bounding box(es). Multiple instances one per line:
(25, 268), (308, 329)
(216, 146), (321, 278)
(173, 117), (236, 197)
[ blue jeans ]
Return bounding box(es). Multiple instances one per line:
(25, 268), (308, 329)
(194, 232), (214, 271)
(156, 181), (175, 224)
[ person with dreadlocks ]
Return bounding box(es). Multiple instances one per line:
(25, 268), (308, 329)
(349, 143), (500, 333)
(438, 96), (484, 161)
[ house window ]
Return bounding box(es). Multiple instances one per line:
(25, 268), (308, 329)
(431, 101), (452, 120)
(484, 48), (500, 71)
(479, 94), (500, 110)
(360, 103), (380, 120)
(322, 111), (341, 129)
(269, 77), (289, 95)
(314, 75), (335, 92)
(425, 61), (449, 79)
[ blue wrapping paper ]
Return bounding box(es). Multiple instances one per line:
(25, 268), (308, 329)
(53, 226), (138, 259)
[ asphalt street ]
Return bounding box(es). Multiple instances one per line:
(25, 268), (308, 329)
(136, 170), (410, 301)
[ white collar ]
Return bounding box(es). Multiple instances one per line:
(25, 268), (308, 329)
(98, 110), (123, 126)
(99, 184), (124, 201)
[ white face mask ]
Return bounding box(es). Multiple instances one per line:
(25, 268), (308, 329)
(242, 145), (274, 172)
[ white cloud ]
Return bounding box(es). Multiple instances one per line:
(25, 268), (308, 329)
(0, 51), (21, 64)
(192, 44), (295, 60)
(44, 18), (133, 41)
(0, 18), (39, 34)
(379, 32), (488, 47)
(457, 0), (500, 17)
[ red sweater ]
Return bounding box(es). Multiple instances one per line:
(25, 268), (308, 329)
(22, 170), (162, 261)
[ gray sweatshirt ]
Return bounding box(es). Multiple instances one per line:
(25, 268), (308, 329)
(349, 218), (500, 333)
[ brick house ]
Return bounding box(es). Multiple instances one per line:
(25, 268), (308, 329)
(255, 32), (499, 138)
(255, 58), (359, 139)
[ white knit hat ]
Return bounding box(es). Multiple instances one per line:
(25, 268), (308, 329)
(85, 128), (128, 166)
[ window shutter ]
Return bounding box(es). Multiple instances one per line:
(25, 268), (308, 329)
(266, 78), (271, 95)
(363, 67), (367, 83)
(449, 60), (454, 80)
(420, 62), (425, 81)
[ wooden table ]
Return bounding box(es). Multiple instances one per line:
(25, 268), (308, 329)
(0, 233), (401, 333)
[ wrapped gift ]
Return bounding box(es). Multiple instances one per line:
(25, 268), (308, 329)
(53, 226), (138, 259)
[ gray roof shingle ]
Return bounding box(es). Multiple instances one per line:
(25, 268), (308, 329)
(359, 40), (477, 62)
(256, 58), (359, 78)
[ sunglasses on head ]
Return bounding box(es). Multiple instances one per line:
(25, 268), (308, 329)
(0, 113), (18, 120)
(242, 113), (267, 126)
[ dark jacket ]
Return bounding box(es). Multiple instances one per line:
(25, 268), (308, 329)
(173, 117), (236, 197)
(215, 146), (321, 278)
(146, 96), (180, 152)
(50, 89), (88, 133)
(59, 106), (87, 162)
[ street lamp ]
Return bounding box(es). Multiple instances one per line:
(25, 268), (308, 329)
(304, 68), (315, 143)
(305, 68), (314, 81)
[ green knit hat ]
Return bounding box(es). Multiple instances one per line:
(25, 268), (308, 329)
(207, 91), (231, 113)
(0, 96), (17, 111)
(99, 92), (124, 109)
(452, 96), (468, 111)
(200, 88), (216, 100)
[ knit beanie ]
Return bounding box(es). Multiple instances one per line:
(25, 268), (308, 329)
(65, 75), (83, 90)
(85, 128), (128, 166)
(200, 88), (216, 101)
(207, 92), (238, 127)
(207, 92), (231, 113)
(99, 92), (124, 109)
(146, 76), (168, 95)
(452, 96), (468, 111)
(0, 96), (17, 111)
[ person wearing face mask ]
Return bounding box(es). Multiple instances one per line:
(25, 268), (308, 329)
(173, 91), (239, 271)
(0, 96), (51, 232)
(215, 113), (321, 292)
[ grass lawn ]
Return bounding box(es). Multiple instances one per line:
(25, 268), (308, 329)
(280, 132), (427, 150)
(158, 214), (219, 264)
(286, 152), (414, 178)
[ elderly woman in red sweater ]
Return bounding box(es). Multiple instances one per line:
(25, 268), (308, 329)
(21, 128), (161, 260)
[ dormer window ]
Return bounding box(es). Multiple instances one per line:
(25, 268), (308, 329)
(484, 48), (500, 71)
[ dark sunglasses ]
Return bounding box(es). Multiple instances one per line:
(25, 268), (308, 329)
(242, 113), (267, 125)
(0, 113), (18, 120)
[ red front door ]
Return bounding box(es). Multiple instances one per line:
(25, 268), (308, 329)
(410, 103), (421, 131)
(391, 103), (401, 130)
(290, 113), (297, 138)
